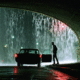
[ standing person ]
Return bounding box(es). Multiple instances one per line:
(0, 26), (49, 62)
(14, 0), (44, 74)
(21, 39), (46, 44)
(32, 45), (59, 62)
(52, 42), (59, 65)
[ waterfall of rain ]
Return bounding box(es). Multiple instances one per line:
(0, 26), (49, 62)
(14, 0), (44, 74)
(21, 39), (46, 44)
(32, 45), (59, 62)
(0, 8), (36, 64)
(3, 8), (26, 63)
(32, 12), (78, 64)
(0, 7), (78, 64)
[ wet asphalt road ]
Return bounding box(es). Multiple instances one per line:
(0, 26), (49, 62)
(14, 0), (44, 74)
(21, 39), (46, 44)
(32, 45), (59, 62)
(0, 66), (78, 80)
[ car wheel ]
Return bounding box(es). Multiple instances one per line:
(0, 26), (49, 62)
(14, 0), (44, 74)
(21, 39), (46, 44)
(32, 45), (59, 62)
(21, 64), (23, 66)
(38, 63), (41, 67)
(17, 62), (20, 66)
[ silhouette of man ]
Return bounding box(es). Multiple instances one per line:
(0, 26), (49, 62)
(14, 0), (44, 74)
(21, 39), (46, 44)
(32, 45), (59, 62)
(52, 42), (59, 65)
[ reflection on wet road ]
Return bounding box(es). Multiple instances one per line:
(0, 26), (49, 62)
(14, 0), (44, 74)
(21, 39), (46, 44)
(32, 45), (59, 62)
(0, 66), (78, 80)
(47, 69), (78, 80)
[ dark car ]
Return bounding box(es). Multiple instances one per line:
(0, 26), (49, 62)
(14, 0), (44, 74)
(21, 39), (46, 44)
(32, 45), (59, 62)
(15, 49), (42, 67)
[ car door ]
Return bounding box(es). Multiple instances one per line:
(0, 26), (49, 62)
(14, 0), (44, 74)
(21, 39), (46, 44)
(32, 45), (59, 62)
(42, 50), (52, 62)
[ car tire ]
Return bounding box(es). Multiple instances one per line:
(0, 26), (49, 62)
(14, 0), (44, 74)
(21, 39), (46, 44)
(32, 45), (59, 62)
(21, 64), (23, 66)
(38, 63), (41, 67)
(17, 62), (20, 66)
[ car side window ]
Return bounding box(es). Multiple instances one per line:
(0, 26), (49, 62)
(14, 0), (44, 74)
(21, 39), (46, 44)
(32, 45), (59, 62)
(36, 50), (39, 54)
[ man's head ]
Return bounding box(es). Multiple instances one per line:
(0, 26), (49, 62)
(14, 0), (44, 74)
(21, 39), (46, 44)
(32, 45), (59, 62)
(52, 42), (54, 45)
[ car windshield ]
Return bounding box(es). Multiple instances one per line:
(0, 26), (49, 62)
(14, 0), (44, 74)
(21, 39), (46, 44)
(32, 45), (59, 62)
(19, 49), (39, 54)
(29, 50), (35, 54)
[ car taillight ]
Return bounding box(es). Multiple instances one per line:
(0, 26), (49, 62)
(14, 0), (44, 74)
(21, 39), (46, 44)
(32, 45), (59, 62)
(39, 54), (42, 58)
(15, 53), (18, 58)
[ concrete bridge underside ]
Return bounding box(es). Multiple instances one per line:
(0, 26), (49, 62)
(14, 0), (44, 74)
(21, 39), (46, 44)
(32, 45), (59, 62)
(0, 1), (80, 62)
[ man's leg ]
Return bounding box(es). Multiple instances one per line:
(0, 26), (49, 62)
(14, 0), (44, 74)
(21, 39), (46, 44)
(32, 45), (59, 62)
(56, 56), (59, 64)
(53, 56), (55, 64)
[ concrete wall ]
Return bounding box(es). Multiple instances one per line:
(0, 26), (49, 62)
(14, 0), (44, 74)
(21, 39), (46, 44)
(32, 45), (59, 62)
(0, 2), (80, 62)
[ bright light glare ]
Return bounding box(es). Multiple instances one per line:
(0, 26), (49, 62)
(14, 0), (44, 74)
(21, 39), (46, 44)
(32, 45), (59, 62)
(36, 43), (39, 45)
(23, 62), (53, 67)
(21, 47), (23, 49)
(0, 60), (77, 66)
(62, 26), (64, 28)
(11, 35), (14, 39)
(0, 64), (17, 66)
(59, 60), (77, 64)
(41, 62), (53, 67)
(4, 44), (8, 48)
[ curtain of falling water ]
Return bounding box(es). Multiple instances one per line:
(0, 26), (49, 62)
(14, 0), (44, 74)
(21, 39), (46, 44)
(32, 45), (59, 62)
(3, 8), (26, 63)
(32, 12), (78, 64)
(0, 7), (78, 64)
(0, 8), (36, 64)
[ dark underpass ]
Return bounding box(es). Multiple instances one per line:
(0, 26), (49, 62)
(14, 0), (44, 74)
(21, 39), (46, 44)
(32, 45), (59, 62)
(0, 0), (80, 80)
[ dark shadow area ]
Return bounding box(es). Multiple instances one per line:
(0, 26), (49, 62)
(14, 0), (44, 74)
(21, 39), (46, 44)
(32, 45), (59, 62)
(47, 62), (80, 78)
